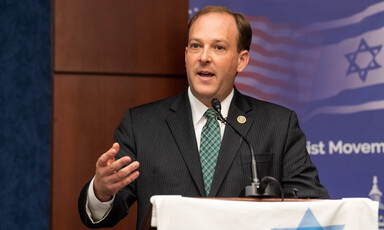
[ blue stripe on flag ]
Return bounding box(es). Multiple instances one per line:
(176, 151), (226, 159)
(309, 12), (384, 46)
(308, 83), (384, 109)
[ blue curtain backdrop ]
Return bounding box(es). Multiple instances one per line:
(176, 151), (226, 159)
(190, 0), (384, 228)
(0, 0), (51, 229)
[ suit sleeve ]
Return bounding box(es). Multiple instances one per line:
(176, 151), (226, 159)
(78, 109), (138, 228)
(280, 111), (329, 199)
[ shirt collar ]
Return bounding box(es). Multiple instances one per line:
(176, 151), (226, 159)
(188, 87), (234, 126)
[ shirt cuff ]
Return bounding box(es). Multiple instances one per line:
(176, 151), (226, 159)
(86, 177), (115, 223)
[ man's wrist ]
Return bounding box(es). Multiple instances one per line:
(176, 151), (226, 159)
(86, 177), (114, 222)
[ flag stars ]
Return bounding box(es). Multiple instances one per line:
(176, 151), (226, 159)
(188, 7), (199, 15)
(345, 38), (382, 82)
(272, 208), (344, 230)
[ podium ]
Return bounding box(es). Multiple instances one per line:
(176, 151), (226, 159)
(141, 196), (379, 230)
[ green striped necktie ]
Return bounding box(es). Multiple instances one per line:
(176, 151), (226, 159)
(199, 108), (221, 196)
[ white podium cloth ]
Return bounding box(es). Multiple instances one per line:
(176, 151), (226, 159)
(150, 196), (378, 230)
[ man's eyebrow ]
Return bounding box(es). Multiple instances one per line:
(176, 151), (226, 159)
(188, 38), (229, 44)
(212, 39), (229, 44)
(188, 38), (202, 43)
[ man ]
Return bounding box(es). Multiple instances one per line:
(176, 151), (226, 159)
(78, 5), (329, 229)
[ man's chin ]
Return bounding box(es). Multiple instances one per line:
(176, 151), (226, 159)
(191, 88), (218, 103)
(193, 89), (216, 98)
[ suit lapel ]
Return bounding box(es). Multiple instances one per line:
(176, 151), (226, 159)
(209, 90), (253, 196)
(165, 92), (206, 196)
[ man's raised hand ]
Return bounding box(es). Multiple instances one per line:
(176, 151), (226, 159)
(93, 143), (140, 202)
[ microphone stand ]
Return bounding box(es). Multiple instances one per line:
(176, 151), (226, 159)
(211, 98), (283, 199)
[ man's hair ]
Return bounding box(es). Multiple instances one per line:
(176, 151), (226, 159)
(187, 5), (252, 52)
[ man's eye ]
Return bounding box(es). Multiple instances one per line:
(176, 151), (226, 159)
(216, 46), (224, 50)
(191, 44), (200, 49)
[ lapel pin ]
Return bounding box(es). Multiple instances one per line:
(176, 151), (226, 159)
(237, 115), (246, 124)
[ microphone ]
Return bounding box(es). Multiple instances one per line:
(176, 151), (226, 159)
(211, 98), (282, 198)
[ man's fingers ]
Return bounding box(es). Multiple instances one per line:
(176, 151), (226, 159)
(111, 142), (120, 153)
(100, 161), (140, 195)
(97, 143), (120, 167)
(112, 161), (140, 183)
(112, 170), (140, 192)
(117, 170), (140, 188)
(104, 155), (131, 174)
(93, 142), (139, 200)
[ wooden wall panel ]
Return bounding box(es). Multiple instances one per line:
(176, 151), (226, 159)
(52, 74), (188, 230)
(53, 0), (188, 75)
(52, 0), (189, 229)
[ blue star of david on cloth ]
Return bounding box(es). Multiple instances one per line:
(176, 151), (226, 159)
(272, 208), (345, 230)
(344, 38), (382, 82)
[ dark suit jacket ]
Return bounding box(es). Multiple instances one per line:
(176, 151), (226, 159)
(78, 88), (329, 229)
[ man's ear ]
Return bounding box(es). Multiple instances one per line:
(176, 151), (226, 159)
(185, 47), (188, 65)
(237, 50), (250, 73)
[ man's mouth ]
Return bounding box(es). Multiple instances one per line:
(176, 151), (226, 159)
(198, 71), (215, 77)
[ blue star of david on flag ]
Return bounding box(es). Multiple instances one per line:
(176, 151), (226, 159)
(272, 208), (345, 230)
(345, 39), (382, 82)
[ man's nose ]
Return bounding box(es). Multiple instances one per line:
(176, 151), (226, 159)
(199, 48), (212, 63)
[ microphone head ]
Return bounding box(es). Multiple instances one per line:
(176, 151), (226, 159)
(211, 98), (222, 113)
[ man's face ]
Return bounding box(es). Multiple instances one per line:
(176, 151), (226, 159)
(185, 12), (249, 106)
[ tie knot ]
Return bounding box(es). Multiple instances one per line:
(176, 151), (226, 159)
(204, 108), (217, 120)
